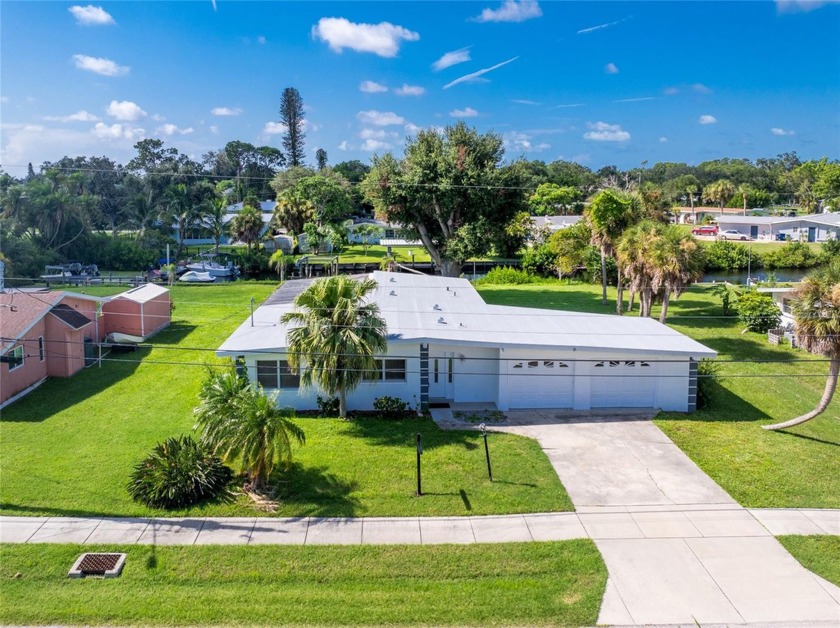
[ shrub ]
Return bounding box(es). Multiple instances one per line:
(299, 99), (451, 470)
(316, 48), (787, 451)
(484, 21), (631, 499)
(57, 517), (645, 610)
(316, 395), (340, 416)
(234, 248), (270, 278)
(475, 266), (537, 285)
(704, 240), (761, 271)
(128, 435), (232, 509)
(735, 290), (781, 333)
(762, 241), (821, 269)
(521, 242), (558, 277)
(821, 238), (840, 260)
(696, 359), (723, 410)
(65, 232), (161, 271)
(373, 395), (410, 417)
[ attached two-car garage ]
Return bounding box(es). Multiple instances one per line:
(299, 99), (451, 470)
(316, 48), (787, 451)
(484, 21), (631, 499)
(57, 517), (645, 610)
(501, 351), (663, 411)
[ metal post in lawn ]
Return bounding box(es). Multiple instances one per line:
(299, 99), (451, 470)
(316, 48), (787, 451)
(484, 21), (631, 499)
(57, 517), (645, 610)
(480, 423), (492, 481)
(416, 432), (423, 496)
(250, 297), (255, 327)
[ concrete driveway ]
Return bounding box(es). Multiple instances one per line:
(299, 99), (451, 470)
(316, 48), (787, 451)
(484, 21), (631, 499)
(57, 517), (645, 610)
(483, 410), (840, 626)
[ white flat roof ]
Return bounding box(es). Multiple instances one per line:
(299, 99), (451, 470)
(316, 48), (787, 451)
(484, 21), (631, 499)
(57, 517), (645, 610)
(218, 272), (716, 359)
(111, 283), (170, 303)
(717, 213), (840, 227)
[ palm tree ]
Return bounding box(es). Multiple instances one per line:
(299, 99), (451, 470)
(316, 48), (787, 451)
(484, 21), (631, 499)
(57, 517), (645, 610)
(616, 220), (663, 318)
(763, 259), (840, 430)
(652, 226), (706, 323)
(229, 204), (263, 252)
(584, 188), (639, 311)
(281, 276), (388, 418)
(164, 183), (194, 256)
(703, 179), (736, 210)
(206, 196), (228, 254)
(194, 367), (305, 491)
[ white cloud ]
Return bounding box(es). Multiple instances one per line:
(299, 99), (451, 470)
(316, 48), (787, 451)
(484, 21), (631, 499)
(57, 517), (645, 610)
(663, 87), (679, 96)
(473, 0), (542, 23)
(361, 138), (392, 151)
(659, 136), (669, 143)
(443, 56), (519, 89)
(395, 84), (425, 96)
(511, 99), (540, 105)
(534, 142), (551, 151)
(106, 100), (147, 121)
(69, 5), (115, 26)
(552, 103), (585, 109)
(72, 54), (129, 76)
(583, 121), (630, 142)
(312, 17), (419, 58)
(604, 62), (619, 74)
(776, 0), (838, 13)
(432, 47), (471, 71)
(257, 35), (266, 44)
(151, 114), (165, 122)
(44, 110), (100, 123)
(357, 110), (405, 126)
(577, 17), (630, 34)
(263, 121), (286, 134)
(210, 125), (219, 134)
(92, 122), (145, 141)
(0, 96), (9, 103)
(359, 128), (397, 140)
(699, 114), (717, 125)
(156, 124), (194, 136)
(338, 141), (351, 151)
(360, 80), (388, 93)
(450, 107), (478, 117)
(404, 123), (422, 134)
(614, 97), (655, 103)
(211, 107), (242, 116)
(692, 83), (712, 94)
(771, 127), (795, 136)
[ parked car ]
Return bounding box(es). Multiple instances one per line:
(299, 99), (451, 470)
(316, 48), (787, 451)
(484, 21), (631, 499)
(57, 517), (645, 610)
(691, 225), (718, 236)
(719, 230), (748, 241)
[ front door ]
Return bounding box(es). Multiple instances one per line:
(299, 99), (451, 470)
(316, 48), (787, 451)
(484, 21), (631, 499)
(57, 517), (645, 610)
(808, 227), (816, 242)
(750, 225), (759, 239)
(429, 353), (454, 400)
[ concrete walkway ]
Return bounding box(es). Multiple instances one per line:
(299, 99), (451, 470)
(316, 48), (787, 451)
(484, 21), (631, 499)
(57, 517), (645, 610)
(2, 411), (839, 626)
(487, 411), (840, 626)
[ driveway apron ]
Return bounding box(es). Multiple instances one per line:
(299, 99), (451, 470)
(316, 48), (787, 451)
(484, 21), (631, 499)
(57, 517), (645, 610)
(494, 411), (840, 626)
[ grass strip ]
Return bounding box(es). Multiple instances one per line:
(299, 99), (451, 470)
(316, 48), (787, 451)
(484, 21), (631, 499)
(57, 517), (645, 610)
(0, 541), (606, 626)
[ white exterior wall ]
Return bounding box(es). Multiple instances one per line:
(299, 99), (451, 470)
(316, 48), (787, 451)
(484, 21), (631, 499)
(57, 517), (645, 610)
(247, 344), (421, 411)
(452, 346), (499, 403)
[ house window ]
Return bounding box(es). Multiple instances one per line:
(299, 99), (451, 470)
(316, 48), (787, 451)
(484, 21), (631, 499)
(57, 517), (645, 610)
(385, 359), (407, 381)
(279, 360), (300, 389)
(257, 360), (278, 388)
(448, 358), (453, 383)
(8, 345), (24, 371)
(38, 336), (45, 362)
(256, 360), (299, 389)
(434, 358), (439, 383)
(367, 359), (408, 382)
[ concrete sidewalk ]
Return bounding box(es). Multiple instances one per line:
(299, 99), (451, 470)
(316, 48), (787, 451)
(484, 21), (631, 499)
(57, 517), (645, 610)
(3, 507), (836, 547)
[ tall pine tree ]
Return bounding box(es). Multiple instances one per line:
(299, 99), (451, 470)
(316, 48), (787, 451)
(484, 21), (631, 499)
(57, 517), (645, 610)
(279, 87), (306, 167)
(316, 148), (328, 171)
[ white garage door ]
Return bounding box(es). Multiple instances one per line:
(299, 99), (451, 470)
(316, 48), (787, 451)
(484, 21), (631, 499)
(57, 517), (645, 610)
(509, 359), (574, 408)
(590, 360), (657, 408)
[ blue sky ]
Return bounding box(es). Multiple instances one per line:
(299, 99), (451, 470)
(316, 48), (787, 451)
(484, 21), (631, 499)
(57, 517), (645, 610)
(1, 1), (838, 175)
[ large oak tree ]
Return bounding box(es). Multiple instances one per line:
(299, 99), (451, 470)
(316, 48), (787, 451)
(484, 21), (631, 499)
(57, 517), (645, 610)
(362, 122), (527, 277)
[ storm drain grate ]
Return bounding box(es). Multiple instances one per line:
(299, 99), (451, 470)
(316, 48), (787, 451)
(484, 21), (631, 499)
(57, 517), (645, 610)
(68, 553), (126, 578)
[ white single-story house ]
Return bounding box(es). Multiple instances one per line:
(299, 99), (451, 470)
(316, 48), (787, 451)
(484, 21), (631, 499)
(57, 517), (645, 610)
(178, 201), (277, 246)
(676, 206), (750, 225)
(217, 272), (716, 413)
(346, 218), (407, 244)
(714, 213), (840, 242)
(533, 215), (583, 232)
(756, 286), (797, 327)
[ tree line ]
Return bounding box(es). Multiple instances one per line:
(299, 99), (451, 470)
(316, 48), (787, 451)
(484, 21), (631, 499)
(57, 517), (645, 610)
(1, 87), (838, 283)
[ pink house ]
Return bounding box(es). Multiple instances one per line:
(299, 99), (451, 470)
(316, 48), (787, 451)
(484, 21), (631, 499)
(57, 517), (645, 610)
(0, 285), (171, 409)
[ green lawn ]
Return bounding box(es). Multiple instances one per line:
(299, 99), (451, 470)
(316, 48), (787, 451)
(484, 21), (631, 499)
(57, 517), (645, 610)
(478, 281), (840, 509)
(1, 283), (569, 518)
(777, 536), (840, 587)
(0, 541), (607, 626)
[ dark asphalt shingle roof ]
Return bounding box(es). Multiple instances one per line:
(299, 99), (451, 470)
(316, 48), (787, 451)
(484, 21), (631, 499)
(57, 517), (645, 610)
(49, 304), (93, 329)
